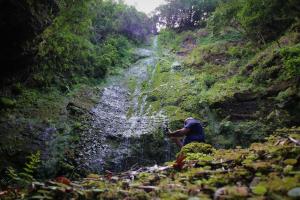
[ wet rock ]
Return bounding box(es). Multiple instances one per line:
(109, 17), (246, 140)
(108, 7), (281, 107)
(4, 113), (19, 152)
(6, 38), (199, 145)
(214, 186), (249, 200)
(76, 47), (170, 173)
(288, 187), (300, 198)
(133, 48), (153, 60)
(66, 102), (86, 116)
(171, 61), (182, 71)
(234, 91), (259, 102)
(264, 79), (294, 97)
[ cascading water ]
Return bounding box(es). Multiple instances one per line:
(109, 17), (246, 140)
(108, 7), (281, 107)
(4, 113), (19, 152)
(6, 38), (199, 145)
(76, 37), (173, 173)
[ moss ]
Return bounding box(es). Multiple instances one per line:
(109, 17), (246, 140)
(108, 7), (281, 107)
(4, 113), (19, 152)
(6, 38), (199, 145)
(4, 130), (300, 199)
(129, 191), (151, 200)
(214, 149), (249, 164)
(251, 185), (267, 195)
(180, 142), (215, 156)
(267, 176), (300, 193)
(160, 192), (189, 200)
(0, 97), (16, 109)
(280, 44), (300, 78)
(185, 153), (214, 166)
(284, 159), (298, 166)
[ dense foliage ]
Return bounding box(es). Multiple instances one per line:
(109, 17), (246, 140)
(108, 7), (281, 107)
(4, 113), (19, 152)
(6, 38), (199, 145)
(33, 0), (154, 88)
(209, 0), (300, 43)
(151, 0), (300, 149)
(0, 0), (300, 199)
(0, 0), (154, 182)
(0, 0), (59, 85)
(155, 0), (219, 31)
(156, 0), (300, 43)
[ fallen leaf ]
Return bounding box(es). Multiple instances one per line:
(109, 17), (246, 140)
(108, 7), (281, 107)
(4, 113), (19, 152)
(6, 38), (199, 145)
(105, 170), (113, 180)
(55, 176), (71, 185)
(0, 191), (8, 196)
(173, 153), (186, 170)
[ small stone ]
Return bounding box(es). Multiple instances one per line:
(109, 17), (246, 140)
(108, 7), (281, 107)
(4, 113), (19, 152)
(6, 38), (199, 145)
(134, 185), (159, 193)
(171, 61), (182, 71)
(288, 188), (300, 198)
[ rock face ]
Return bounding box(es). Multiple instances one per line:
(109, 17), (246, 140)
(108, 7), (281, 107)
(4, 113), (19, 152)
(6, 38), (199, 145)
(76, 39), (176, 173)
(0, 0), (59, 85)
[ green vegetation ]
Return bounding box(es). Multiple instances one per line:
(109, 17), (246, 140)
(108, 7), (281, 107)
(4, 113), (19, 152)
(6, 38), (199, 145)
(6, 151), (40, 188)
(209, 0), (300, 43)
(0, 0), (300, 199)
(35, 0), (153, 88)
(0, 0), (154, 180)
(2, 128), (299, 199)
(147, 5), (300, 147)
(155, 0), (219, 31)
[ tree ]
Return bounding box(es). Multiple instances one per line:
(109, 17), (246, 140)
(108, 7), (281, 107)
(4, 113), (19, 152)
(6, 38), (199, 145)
(209, 0), (300, 43)
(155, 0), (219, 31)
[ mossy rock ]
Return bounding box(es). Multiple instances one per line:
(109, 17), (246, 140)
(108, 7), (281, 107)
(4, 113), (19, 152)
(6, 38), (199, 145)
(0, 97), (16, 109)
(185, 153), (214, 166)
(267, 176), (300, 193)
(180, 142), (215, 156)
(214, 149), (249, 163)
(288, 187), (300, 199)
(244, 161), (273, 172)
(146, 95), (158, 102)
(284, 159), (298, 166)
(214, 186), (249, 199)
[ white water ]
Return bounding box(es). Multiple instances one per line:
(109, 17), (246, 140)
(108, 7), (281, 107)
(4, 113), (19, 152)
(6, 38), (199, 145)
(76, 37), (171, 172)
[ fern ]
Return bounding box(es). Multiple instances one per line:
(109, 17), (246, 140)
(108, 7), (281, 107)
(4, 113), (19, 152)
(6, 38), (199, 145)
(6, 151), (41, 187)
(24, 151), (41, 174)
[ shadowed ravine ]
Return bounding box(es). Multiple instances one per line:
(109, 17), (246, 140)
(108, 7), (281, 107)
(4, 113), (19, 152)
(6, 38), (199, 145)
(76, 37), (172, 173)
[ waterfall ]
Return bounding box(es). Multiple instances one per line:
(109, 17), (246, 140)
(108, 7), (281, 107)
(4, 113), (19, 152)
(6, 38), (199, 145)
(76, 36), (173, 173)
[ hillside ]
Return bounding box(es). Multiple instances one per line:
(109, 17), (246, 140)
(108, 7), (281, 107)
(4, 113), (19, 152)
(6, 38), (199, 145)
(0, 0), (300, 199)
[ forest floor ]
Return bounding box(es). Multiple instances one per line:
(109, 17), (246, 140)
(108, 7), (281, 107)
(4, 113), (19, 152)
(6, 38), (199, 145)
(2, 129), (300, 200)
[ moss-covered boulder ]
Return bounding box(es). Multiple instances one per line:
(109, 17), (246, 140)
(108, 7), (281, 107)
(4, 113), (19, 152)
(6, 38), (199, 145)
(0, 97), (16, 109)
(180, 142), (215, 156)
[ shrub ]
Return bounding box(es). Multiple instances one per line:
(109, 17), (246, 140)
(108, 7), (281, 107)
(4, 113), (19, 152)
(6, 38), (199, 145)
(280, 44), (300, 78)
(7, 151), (40, 188)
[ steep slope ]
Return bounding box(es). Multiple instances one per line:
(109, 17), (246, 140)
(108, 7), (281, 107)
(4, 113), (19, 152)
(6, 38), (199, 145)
(146, 29), (300, 148)
(75, 41), (176, 174)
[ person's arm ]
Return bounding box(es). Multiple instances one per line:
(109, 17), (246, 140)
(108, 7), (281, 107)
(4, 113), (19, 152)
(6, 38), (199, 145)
(167, 128), (190, 137)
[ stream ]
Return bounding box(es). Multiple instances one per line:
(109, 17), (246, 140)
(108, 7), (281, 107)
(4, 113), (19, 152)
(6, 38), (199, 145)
(76, 37), (173, 173)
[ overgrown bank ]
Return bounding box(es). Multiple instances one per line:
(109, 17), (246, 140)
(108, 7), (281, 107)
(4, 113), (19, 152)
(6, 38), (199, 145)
(0, 0), (300, 199)
(145, 27), (300, 148)
(0, 0), (154, 180)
